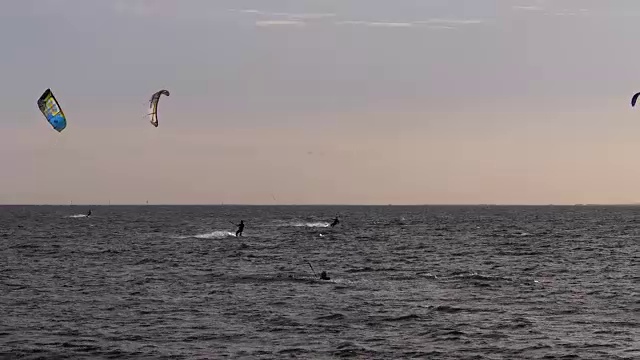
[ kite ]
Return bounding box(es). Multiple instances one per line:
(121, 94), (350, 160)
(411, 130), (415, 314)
(148, 89), (170, 127)
(37, 89), (67, 132)
(632, 92), (640, 107)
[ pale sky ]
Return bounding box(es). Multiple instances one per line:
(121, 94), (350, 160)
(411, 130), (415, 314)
(2, 0), (640, 205)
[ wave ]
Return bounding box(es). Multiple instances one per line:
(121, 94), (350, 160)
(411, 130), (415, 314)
(290, 222), (330, 228)
(176, 231), (236, 239)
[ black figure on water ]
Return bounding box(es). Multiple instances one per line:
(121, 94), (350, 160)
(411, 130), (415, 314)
(320, 271), (330, 280)
(86, 210), (92, 217)
(235, 220), (244, 237)
(307, 261), (330, 280)
(330, 216), (339, 227)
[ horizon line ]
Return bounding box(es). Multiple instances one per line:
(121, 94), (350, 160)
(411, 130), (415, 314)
(1, 203), (640, 207)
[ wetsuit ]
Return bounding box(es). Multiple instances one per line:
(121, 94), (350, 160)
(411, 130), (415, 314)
(236, 221), (244, 237)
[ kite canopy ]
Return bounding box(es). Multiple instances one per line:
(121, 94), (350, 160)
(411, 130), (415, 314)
(632, 92), (640, 107)
(37, 88), (67, 132)
(148, 89), (170, 127)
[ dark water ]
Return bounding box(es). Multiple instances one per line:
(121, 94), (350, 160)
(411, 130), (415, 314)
(1, 205), (638, 359)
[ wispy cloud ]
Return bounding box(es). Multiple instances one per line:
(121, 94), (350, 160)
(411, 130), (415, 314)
(255, 20), (306, 27)
(418, 18), (484, 25)
(334, 19), (484, 31)
(553, 8), (590, 17)
(513, 6), (544, 12)
(235, 9), (261, 14)
(231, 8), (483, 31)
(512, 2), (591, 17)
(427, 25), (457, 31)
(231, 9), (336, 20)
(271, 12), (336, 20)
(337, 21), (413, 28)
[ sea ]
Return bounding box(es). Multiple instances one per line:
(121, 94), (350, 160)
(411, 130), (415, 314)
(1, 205), (638, 359)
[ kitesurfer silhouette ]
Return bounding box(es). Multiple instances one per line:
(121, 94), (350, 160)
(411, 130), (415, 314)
(236, 220), (244, 237)
(320, 271), (330, 280)
(330, 216), (339, 227)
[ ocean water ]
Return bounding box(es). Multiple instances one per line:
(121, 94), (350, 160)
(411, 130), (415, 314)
(1, 205), (638, 359)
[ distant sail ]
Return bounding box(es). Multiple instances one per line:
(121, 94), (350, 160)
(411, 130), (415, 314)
(148, 89), (170, 127)
(37, 89), (67, 132)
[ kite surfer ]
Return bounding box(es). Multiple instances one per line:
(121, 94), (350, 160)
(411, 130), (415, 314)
(235, 220), (245, 237)
(86, 210), (92, 217)
(330, 216), (340, 227)
(307, 261), (330, 280)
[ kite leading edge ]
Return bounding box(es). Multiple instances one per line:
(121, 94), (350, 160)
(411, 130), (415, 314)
(632, 92), (640, 107)
(148, 89), (170, 127)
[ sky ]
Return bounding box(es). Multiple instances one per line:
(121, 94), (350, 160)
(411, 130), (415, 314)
(2, 0), (640, 205)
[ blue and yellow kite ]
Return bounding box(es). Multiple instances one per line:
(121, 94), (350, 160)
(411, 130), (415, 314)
(37, 89), (67, 132)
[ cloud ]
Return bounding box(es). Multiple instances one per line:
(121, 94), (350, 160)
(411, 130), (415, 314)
(271, 12), (336, 20)
(512, 3), (591, 18)
(255, 20), (306, 27)
(231, 8), (484, 31)
(418, 18), (484, 25)
(231, 9), (335, 20)
(336, 18), (483, 30)
(337, 21), (413, 28)
(236, 9), (261, 14)
(427, 25), (457, 31)
(513, 6), (544, 12)
(553, 8), (590, 17)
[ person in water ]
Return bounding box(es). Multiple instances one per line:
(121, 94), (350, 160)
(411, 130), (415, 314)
(330, 216), (339, 227)
(86, 210), (92, 217)
(236, 220), (244, 237)
(320, 271), (330, 280)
